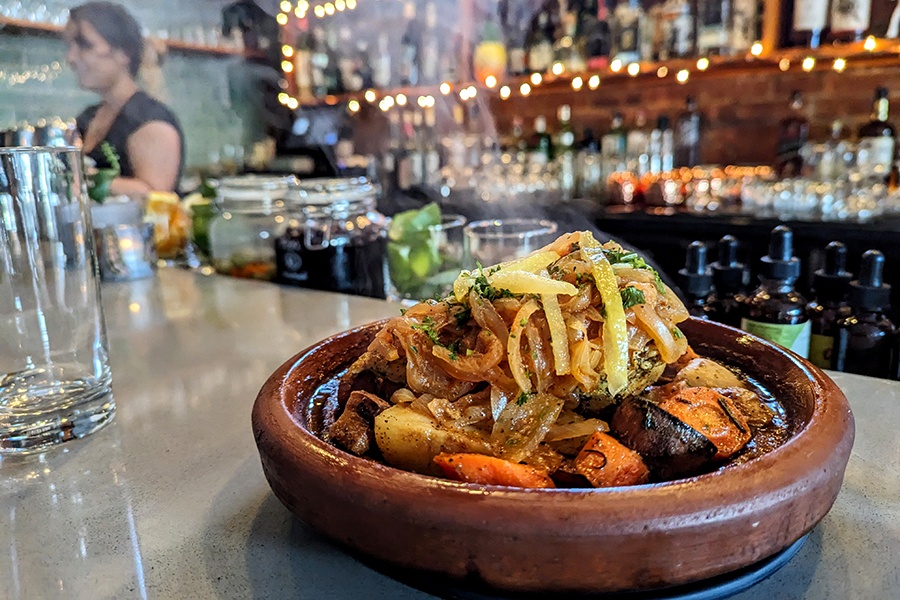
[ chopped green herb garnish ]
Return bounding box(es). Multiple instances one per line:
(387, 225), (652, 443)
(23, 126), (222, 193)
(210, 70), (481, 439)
(452, 306), (471, 329)
(470, 263), (515, 301)
(399, 308), (407, 316)
(520, 318), (528, 327)
(465, 348), (474, 356)
(672, 327), (683, 340)
(620, 286), (646, 310)
(516, 391), (531, 406)
(531, 349), (538, 360)
(411, 316), (442, 345)
(410, 345), (418, 355)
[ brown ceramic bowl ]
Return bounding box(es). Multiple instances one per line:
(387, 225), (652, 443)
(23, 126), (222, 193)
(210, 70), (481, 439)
(252, 318), (854, 594)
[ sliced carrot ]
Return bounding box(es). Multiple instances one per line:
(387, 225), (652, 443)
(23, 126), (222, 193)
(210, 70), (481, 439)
(659, 387), (751, 459)
(575, 431), (650, 488)
(433, 453), (555, 488)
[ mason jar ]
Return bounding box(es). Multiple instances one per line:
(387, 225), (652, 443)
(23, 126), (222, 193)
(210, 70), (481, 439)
(209, 175), (295, 280)
(275, 178), (388, 298)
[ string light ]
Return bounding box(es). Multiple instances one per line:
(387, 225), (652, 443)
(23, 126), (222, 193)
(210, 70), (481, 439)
(378, 98), (391, 112)
(485, 75), (498, 88)
(657, 66), (668, 78)
(395, 93), (407, 106)
(551, 61), (564, 76)
(278, 92), (289, 104)
(324, 2), (335, 15)
(286, 97), (299, 110)
(627, 62), (640, 76)
(750, 42), (763, 56)
(676, 69), (689, 83)
(440, 82), (451, 95)
(499, 85), (511, 99)
(864, 35), (876, 51)
(610, 59), (623, 73)
(282, 45), (294, 57)
(802, 56), (815, 72)
(459, 88), (470, 100)
(571, 76), (583, 90)
(530, 72), (542, 85)
(588, 74), (600, 89)
(348, 99), (360, 112)
(281, 60), (294, 73)
(347, 0), (356, 8)
(336, 0), (346, 10)
(295, 5), (306, 17)
(276, 12), (288, 24)
(833, 57), (847, 72)
(0, 60), (64, 87)
(314, 4), (325, 17)
(280, 0), (291, 11)
(383, 95), (395, 108)
(364, 89), (376, 102)
(779, 58), (791, 71)
(466, 85), (477, 98)
(696, 57), (709, 71)
(520, 82), (531, 96)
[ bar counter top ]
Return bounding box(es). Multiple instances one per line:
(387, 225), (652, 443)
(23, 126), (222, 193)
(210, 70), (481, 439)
(2, 270), (898, 599)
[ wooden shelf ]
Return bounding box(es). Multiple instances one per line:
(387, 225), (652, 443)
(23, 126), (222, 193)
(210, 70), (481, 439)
(0, 16), (254, 59)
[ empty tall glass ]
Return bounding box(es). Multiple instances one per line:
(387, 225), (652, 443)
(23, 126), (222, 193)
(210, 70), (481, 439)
(1, 147), (115, 452)
(463, 219), (559, 267)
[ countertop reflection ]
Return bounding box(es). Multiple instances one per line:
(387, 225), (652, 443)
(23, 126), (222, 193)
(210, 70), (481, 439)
(1, 270), (898, 600)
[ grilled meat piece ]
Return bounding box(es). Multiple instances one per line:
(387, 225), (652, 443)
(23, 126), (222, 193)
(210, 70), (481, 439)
(330, 390), (391, 456)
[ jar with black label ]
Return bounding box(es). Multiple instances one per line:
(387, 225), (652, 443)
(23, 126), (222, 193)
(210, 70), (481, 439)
(276, 178), (387, 298)
(209, 175), (294, 280)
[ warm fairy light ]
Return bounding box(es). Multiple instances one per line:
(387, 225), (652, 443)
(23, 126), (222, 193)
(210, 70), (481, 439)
(485, 75), (498, 88)
(750, 42), (763, 56)
(610, 59), (623, 73)
(530, 72), (542, 85)
(348, 99), (360, 112)
(347, 0), (356, 8)
(383, 95), (395, 108)
(278, 92), (289, 104)
(276, 12), (288, 25)
(466, 85), (477, 98)
(282, 45), (294, 57)
(440, 82), (451, 95)
(314, 4), (325, 17)
(298, 1), (309, 10)
(864, 35), (877, 51)
(324, 2), (335, 15)
(295, 5), (306, 17)
(627, 62), (640, 76)
(676, 69), (689, 83)
(551, 61), (564, 76)
(499, 85), (511, 99)
(802, 56), (816, 72)
(588, 74), (600, 89)
(657, 66), (668, 78)
(280, 0), (291, 11)
(571, 76), (583, 90)
(281, 60), (294, 73)
(520, 82), (531, 96)
(779, 58), (791, 71)
(459, 88), (470, 100)
(364, 89), (376, 102)
(833, 58), (847, 72)
(426, 95), (435, 107)
(286, 97), (299, 109)
(396, 93), (407, 106)
(696, 57), (709, 71)
(336, 0), (346, 11)
(416, 95), (426, 107)
(379, 98), (391, 112)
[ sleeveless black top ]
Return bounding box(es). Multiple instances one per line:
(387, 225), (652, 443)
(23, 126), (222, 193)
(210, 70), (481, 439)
(76, 91), (185, 190)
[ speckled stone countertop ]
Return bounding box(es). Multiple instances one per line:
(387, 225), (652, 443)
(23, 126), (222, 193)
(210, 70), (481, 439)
(1, 270), (898, 600)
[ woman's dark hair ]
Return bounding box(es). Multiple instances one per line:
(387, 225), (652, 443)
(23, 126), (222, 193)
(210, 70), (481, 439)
(69, 2), (144, 77)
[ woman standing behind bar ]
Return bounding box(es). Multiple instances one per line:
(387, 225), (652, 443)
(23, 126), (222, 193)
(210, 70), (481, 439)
(65, 2), (184, 195)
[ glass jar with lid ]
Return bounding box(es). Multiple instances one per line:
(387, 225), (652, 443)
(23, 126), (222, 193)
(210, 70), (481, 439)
(275, 178), (388, 298)
(209, 175), (295, 280)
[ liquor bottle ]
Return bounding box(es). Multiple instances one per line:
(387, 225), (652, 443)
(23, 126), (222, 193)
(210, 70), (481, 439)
(612, 0), (645, 64)
(679, 241), (714, 318)
(707, 235), (750, 327)
(383, 111), (402, 196)
(792, 0), (829, 48)
(310, 27), (330, 97)
(399, 1), (421, 86)
(420, 1), (440, 84)
(742, 226), (811, 358)
(817, 120), (849, 181)
(528, 10), (556, 72)
(293, 28), (314, 103)
(532, 116), (554, 164)
(325, 29), (345, 95)
(578, 128), (604, 197)
(857, 87), (896, 180)
(373, 32), (392, 88)
(830, 0), (872, 42)
(584, 0), (612, 69)
(872, 0), (900, 37)
(555, 9), (587, 72)
(473, 17), (508, 84)
(510, 116), (529, 164)
(626, 111), (651, 175)
(697, 0), (733, 56)
(558, 104), (577, 200)
(423, 106), (442, 187)
(601, 112), (628, 172)
(353, 40), (375, 91)
(649, 115), (674, 174)
(834, 250), (895, 377)
(675, 96), (702, 168)
(665, 0), (695, 58)
(731, 0), (763, 53)
(775, 91), (810, 178)
(501, 0), (529, 75)
(807, 242), (854, 369)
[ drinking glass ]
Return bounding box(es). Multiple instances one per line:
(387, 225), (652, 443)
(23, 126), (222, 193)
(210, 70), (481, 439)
(463, 218), (559, 267)
(386, 213), (467, 304)
(0, 147), (115, 452)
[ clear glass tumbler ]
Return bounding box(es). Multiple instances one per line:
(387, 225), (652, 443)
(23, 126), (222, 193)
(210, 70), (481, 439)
(463, 218), (559, 268)
(0, 147), (115, 452)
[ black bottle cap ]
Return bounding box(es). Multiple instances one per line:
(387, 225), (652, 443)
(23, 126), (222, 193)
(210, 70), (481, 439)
(711, 235), (749, 293)
(849, 250), (891, 311)
(656, 115), (670, 130)
(813, 242), (853, 303)
(679, 241), (713, 297)
(759, 225), (801, 280)
(875, 87), (889, 100)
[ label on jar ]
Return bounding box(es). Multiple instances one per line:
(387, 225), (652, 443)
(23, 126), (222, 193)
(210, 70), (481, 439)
(275, 227), (311, 284)
(741, 319), (811, 358)
(808, 333), (835, 369)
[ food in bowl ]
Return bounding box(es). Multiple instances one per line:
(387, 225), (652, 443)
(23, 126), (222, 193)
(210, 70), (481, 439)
(324, 231), (789, 488)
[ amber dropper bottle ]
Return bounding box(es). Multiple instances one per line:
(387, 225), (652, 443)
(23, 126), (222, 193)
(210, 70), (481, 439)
(679, 241), (713, 318)
(807, 242), (853, 370)
(706, 235), (749, 328)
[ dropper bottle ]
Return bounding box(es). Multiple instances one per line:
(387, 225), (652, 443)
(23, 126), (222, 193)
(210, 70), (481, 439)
(706, 235), (749, 327)
(833, 251), (895, 378)
(807, 242), (853, 370)
(742, 226), (811, 358)
(679, 241), (713, 318)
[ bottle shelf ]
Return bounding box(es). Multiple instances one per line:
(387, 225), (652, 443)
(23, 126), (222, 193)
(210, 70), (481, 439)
(0, 16), (254, 59)
(296, 40), (900, 109)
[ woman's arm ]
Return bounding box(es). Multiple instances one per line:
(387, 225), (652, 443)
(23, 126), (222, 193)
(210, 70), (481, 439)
(109, 121), (182, 196)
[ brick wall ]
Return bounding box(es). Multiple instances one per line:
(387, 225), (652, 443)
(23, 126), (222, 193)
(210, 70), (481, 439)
(488, 63), (900, 167)
(0, 0), (271, 169)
